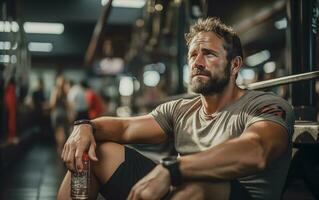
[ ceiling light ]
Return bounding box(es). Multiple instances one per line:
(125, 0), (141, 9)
(263, 61), (276, 73)
(0, 41), (11, 50)
(101, 0), (146, 8)
(241, 69), (256, 80)
(143, 71), (160, 87)
(274, 18), (287, 30)
(0, 21), (19, 32)
(155, 4), (163, 12)
(246, 50), (270, 67)
(28, 42), (53, 52)
(24, 22), (64, 34)
(0, 55), (10, 63)
(119, 76), (134, 96)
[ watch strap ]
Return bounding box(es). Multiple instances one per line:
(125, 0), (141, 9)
(73, 119), (96, 134)
(162, 157), (183, 187)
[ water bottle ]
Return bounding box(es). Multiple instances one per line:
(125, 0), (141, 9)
(71, 152), (90, 200)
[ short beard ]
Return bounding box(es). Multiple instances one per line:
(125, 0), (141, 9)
(190, 63), (231, 95)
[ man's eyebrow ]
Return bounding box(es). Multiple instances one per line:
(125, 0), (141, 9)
(202, 48), (219, 55)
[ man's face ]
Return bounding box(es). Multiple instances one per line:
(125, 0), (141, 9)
(188, 32), (231, 95)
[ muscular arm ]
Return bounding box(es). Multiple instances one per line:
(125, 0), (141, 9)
(91, 114), (167, 144)
(179, 120), (289, 181)
(62, 114), (167, 171)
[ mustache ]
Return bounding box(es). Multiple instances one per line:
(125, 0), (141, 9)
(191, 67), (211, 77)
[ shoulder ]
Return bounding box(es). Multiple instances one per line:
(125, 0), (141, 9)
(162, 95), (201, 110)
(245, 90), (292, 108)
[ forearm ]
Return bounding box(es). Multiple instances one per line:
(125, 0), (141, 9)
(91, 117), (128, 143)
(90, 115), (166, 144)
(179, 135), (266, 181)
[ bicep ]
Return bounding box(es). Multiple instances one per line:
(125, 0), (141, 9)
(122, 114), (167, 144)
(241, 120), (289, 163)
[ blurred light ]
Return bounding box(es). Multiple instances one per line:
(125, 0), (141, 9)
(274, 18), (287, 30)
(263, 61), (276, 73)
(183, 64), (190, 85)
(28, 42), (53, 52)
(116, 106), (132, 117)
(241, 69), (256, 80)
(119, 76), (134, 96)
(0, 41), (18, 50)
(144, 63), (166, 74)
(12, 43), (18, 50)
(99, 57), (124, 75)
(236, 73), (244, 85)
(11, 55), (17, 63)
(0, 55), (10, 63)
(155, 4), (163, 11)
(143, 71), (160, 87)
(246, 50), (270, 67)
(101, 0), (146, 8)
(134, 79), (140, 91)
(12, 22), (19, 32)
(24, 22), (64, 34)
(135, 19), (144, 27)
(0, 41), (11, 50)
(0, 21), (19, 32)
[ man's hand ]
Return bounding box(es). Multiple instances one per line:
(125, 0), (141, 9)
(61, 124), (98, 171)
(128, 164), (171, 200)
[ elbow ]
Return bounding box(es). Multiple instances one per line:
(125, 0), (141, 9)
(255, 156), (267, 171)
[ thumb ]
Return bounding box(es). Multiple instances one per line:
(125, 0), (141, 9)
(88, 142), (98, 161)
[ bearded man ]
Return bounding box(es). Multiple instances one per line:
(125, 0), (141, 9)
(58, 17), (294, 200)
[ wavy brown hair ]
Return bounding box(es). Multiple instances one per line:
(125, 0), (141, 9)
(185, 17), (243, 62)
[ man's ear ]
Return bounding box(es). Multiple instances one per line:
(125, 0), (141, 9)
(231, 56), (242, 76)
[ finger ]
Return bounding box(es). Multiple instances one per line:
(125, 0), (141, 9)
(66, 147), (76, 171)
(88, 142), (98, 161)
(127, 182), (138, 200)
(64, 146), (76, 172)
(61, 143), (67, 160)
(75, 147), (85, 171)
(129, 182), (147, 200)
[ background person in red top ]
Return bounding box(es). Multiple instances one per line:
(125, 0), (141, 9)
(82, 80), (104, 119)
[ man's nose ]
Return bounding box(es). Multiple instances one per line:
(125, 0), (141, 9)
(192, 53), (205, 68)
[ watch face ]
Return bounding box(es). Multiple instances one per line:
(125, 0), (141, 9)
(161, 156), (178, 166)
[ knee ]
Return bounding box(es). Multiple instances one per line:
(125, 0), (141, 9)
(93, 142), (125, 183)
(96, 142), (124, 156)
(95, 142), (125, 165)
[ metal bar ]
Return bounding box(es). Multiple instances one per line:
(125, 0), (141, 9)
(84, 0), (113, 66)
(140, 70), (319, 108)
(242, 70), (319, 90)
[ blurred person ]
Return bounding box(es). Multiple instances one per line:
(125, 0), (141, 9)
(58, 18), (294, 200)
(50, 75), (70, 155)
(32, 77), (51, 137)
(67, 80), (89, 121)
(82, 80), (105, 119)
(4, 77), (17, 144)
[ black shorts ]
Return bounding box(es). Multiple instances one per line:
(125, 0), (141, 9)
(99, 146), (252, 200)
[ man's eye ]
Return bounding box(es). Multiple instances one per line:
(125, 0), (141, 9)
(190, 53), (197, 58)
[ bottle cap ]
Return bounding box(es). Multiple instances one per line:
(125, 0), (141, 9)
(82, 152), (89, 161)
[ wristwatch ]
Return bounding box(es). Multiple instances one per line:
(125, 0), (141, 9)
(161, 156), (183, 187)
(73, 119), (96, 134)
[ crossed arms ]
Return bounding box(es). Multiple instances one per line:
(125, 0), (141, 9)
(61, 114), (288, 199)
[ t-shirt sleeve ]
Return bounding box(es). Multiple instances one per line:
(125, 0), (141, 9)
(149, 100), (180, 136)
(244, 94), (295, 137)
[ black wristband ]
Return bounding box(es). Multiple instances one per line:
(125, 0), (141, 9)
(161, 156), (183, 187)
(73, 119), (96, 134)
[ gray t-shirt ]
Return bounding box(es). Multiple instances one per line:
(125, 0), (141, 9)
(150, 90), (294, 200)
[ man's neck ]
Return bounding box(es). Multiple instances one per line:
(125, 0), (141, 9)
(200, 84), (246, 115)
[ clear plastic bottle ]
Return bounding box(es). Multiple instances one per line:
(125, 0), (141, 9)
(71, 152), (90, 200)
